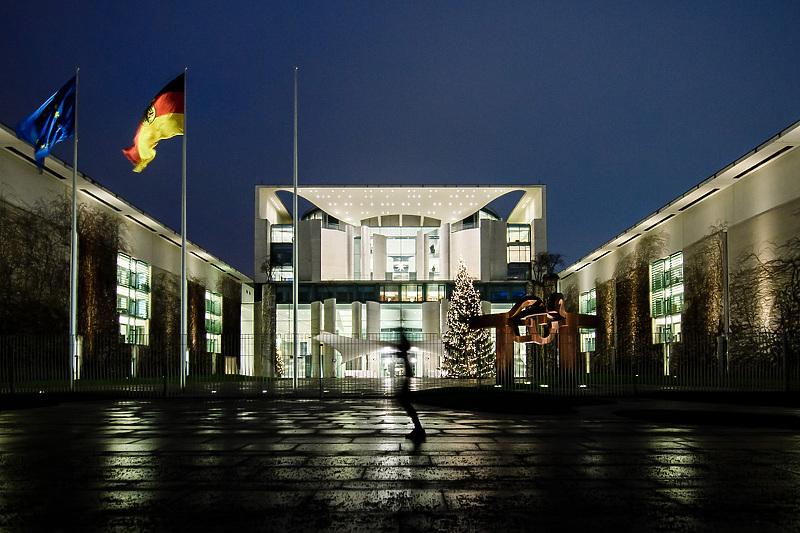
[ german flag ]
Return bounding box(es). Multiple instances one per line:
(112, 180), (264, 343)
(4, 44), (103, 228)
(123, 73), (184, 172)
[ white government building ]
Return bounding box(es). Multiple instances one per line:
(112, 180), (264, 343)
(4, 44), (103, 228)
(254, 185), (548, 378)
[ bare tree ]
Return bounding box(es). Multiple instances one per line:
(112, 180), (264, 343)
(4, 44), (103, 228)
(531, 252), (565, 284)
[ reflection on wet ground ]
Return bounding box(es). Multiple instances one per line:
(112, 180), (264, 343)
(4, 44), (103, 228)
(0, 396), (798, 531)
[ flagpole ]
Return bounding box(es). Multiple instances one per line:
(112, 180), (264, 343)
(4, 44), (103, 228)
(69, 68), (79, 392)
(292, 67), (299, 391)
(180, 67), (188, 390)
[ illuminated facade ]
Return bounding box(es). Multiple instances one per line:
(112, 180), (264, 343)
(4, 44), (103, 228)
(0, 122), (254, 374)
(254, 185), (547, 378)
(559, 118), (800, 373)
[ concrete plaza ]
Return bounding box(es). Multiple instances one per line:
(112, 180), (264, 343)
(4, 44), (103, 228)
(0, 394), (799, 531)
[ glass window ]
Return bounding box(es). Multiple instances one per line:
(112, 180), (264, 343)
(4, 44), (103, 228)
(580, 288), (597, 315)
(205, 290), (222, 354)
(426, 284), (446, 301)
(117, 253), (150, 345)
(401, 284), (424, 302)
(507, 224), (530, 244)
(270, 224), (293, 243)
(579, 288), (597, 352)
(651, 252), (683, 344)
(380, 285), (400, 302)
(507, 224), (531, 264)
(386, 235), (416, 280)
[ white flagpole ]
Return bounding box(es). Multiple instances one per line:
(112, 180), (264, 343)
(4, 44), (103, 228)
(292, 67), (299, 391)
(69, 68), (79, 391)
(180, 67), (188, 390)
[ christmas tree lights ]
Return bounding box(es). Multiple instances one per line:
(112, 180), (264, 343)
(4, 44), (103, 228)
(441, 259), (494, 377)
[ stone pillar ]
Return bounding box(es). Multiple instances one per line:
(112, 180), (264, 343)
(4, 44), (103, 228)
(439, 223), (451, 279)
(366, 301), (381, 377)
(351, 301), (363, 373)
(440, 299), (450, 334)
(324, 298), (337, 378)
(372, 234), (386, 281)
(416, 230), (425, 281)
(310, 301), (322, 378)
(423, 232), (431, 280)
(346, 225), (355, 280)
(360, 226), (370, 280)
(422, 301), (440, 377)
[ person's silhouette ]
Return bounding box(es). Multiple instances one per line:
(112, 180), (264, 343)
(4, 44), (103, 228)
(397, 331), (425, 443)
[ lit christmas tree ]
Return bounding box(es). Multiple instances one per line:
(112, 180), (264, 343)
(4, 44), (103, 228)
(441, 259), (494, 377)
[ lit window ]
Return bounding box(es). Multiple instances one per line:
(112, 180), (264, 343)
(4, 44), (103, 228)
(205, 290), (222, 354)
(117, 253), (150, 345)
(426, 283), (446, 301)
(651, 252), (683, 344)
(579, 288), (596, 352)
(507, 224), (531, 264)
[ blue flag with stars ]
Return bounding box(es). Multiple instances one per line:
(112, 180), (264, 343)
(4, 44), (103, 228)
(16, 76), (76, 167)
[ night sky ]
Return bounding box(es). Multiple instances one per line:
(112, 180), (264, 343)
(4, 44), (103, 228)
(2, 2), (800, 277)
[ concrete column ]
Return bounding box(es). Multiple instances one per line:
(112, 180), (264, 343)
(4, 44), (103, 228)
(324, 298), (337, 378)
(360, 226), (370, 280)
(351, 301), (363, 374)
(480, 219), (507, 281)
(440, 299), (450, 334)
(416, 230), (425, 281)
(310, 301), (322, 378)
(532, 187), (547, 256)
(372, 233), (386, 281)
(439, 223), (451, 279)
(366, 301), (381, 377)
(298, 219), (322, 282)
(422, 301), (440, 377)
(423, 233), (431, 280)
(346, 225), (355, 280)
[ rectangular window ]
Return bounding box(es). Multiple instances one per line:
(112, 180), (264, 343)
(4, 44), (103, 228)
(380, 285), (400, 302)
(387, 235), (416, 280)
(270, 224), (293, 243)
(580, 288), (597, 315)
(117, 253), (150, 345)
(507, 224), (531, 265)
(401, 284), (424, 302)
(651, 252), (683, 344)
(579, 288), (596, 352)
(426, 283), (446, 301)
(270, 225), (294, 281)
(205, 290), (222, 354)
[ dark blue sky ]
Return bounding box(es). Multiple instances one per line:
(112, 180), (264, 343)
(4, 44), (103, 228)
(3, 1), (800, 277)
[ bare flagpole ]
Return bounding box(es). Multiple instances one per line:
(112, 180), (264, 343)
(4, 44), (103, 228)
(292, 67), (299, 391)
(180, 67), (188, 390)
(69, 67), (79, 391)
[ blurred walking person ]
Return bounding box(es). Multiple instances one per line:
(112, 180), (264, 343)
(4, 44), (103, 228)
(397, 330), (425, 443)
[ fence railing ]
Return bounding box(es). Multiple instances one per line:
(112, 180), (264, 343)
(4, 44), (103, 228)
(0, 331), (797, 397)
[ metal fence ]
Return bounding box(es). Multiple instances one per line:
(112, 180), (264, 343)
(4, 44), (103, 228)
(0, 331), (797, 397)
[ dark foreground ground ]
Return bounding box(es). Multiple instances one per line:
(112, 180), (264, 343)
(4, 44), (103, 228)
(0, 392), (799, 532)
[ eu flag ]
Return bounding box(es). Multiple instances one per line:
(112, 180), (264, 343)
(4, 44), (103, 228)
(16, 77), (76, 167)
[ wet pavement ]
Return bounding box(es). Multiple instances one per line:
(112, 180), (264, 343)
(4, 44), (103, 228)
(0, 395), (799, 532)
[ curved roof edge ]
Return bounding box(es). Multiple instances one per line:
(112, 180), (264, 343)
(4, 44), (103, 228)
(559, 117), (800, 278)
(257, 184), (545, 226)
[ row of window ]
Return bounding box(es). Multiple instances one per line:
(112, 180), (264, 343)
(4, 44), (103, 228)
(270, 223), (533, 282)
(116, 253), (223, 352)
(578, 252), (685, 351)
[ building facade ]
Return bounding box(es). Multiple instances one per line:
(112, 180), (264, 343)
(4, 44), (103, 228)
(558, 119), (800, 377)
(254, 185), (547, 378)
(0, 123), (253, 380)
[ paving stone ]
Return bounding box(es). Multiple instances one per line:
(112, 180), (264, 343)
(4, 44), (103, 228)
(0, 396), (799, 530)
